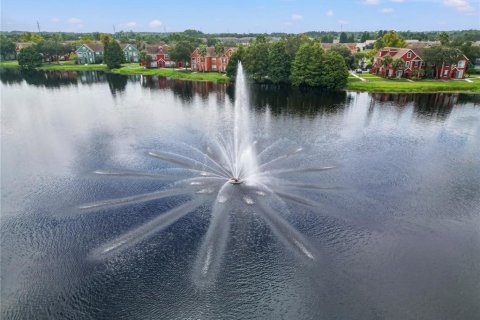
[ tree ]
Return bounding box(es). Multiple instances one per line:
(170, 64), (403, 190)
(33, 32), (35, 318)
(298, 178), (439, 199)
(339, 32), (348, 43)
(392, 58), (405, 77)
(104, 39), (125, 69)
(226, 46), (245, 78)
(268, 41), (291, 84)
(353, 52), (367, 69)
(244, 37), (270, 81)
(439, 32), (450, 46)
(198, 44), (207, 72)
(170, 40), (195, 69)
(17, 46), (42, 70)
(291, 43), (313, 86)
(79, 35), (93, 44)
(330, 44), (354, 69)
(360, 31), (370, 43)
(100, 34), (113, 44)
(423, 46), (463, 79)
(214, 41), (225, 56)
(382, 31), (406, 48)
(381, 55), (393, 77)
(20, 32), (44, 44)
(0, 36), (16, 60)
(321, 51), (349, 89)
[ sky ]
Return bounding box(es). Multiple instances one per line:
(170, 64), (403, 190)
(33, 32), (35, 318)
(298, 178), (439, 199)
(1, 0), (479, 33)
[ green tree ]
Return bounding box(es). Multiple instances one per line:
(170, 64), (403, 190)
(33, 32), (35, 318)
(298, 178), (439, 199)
(353, 52), (367, 69)
(226, 46), (245, 78)
(360, 32), (370, 43)
(170, 40), (195, 70)
(330, 44), (354, 69)
(244, 37), (270, 81)
(321, 51), (349, 89)
(198, 44), (207, 72)
(104, 39), (125, 69)
(339, 32), (348, 43)
(214, 41), (225, 56)
(268, 41), (291, 84)
(382, 31), (406, 47)
(423, 46), (463, 79)
(291, 43), (325, 87)
(0, 36), (16, 60)
(439, 32), (450, 46)
(17, 46), (42, 70)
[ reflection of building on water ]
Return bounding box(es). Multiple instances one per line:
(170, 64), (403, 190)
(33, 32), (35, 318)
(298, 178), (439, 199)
(140, 75), (228, 103)
(79, 71), (106, 84)
(369, 92), (461, 119)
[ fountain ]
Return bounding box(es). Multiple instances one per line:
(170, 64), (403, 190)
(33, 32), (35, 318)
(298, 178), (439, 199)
(80, 63), (337, 287)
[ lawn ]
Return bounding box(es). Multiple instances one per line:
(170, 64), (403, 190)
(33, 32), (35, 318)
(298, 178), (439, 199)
(347, 72), (480, 93)
(111, 64), (230, 82)
(0, 60), (19, 68)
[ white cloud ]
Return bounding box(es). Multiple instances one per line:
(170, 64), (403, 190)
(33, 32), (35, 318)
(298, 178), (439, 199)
(126, 21), (137, 28)
(149, 19), (162, 28)
(291, 14), (303, 21)
(363, 0), (380, 5)
(50, 17), (60, 23)
(68, 17), (82, 25)
(380, 7), (395, 13)
(326, 10), (334, 16)
(443, 0), (474, 13)
(338, 20), (349, 25)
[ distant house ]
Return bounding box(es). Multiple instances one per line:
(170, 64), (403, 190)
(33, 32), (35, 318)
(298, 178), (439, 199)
(321, 43), (359, 54)
(142, 44), (184, 68)
(191, 47), (236, 72)
(76, 42), (104, 64)
(121, 44), (139, 63)
(15, 42), (34, 56)
(371, 47), (468, 79)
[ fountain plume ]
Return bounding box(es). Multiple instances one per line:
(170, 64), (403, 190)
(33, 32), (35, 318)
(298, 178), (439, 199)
(80, 62), (338, 286)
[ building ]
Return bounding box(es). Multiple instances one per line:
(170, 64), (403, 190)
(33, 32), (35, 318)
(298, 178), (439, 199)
(190, 47), (236, 72)
(121, 44), (139, 63)
(370, 47), (468, 79)
(15, 42), (34, 55)
(142, 44), (184, 68)
(321, 43), (359, 54)
(76, 42), (104, 64)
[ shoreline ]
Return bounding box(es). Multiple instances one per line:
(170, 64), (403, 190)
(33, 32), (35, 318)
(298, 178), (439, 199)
(1, 61), (479, 93)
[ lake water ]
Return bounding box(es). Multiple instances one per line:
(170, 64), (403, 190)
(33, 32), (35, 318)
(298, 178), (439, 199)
(1, 69), (479, 320)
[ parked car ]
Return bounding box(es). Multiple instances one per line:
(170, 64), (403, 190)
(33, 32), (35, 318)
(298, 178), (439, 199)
(355, 69), (363, 74)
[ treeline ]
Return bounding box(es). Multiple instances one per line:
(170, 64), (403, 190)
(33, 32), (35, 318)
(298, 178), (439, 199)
(226, 35), (349, 90)
(2, 29), (479, 46)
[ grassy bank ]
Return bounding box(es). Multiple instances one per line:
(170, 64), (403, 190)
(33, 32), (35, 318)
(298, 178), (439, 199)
(0, 61), (228, 82)
(347, 73), (480, 93)
(111, 64), (229, 82)
(2, 60), (479, 91)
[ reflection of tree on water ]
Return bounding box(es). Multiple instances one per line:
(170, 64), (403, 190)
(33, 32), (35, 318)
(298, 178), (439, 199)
(106, 73), (128, 96)
(0, 68), (79, 88)
(245, 84), (350, 116)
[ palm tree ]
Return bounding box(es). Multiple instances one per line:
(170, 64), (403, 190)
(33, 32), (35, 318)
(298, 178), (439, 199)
(392, 58), (405, 78)
(381, 55), (393, 77)
(198, 44), (207, 72)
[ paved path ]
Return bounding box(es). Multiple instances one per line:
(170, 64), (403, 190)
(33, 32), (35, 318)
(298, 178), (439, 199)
(350, 72), (366, 82)
(406, 79), (414, 82)
(464, 78), (473, 83)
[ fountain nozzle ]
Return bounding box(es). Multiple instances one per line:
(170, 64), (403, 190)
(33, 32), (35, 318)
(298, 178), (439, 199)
(229, 177), (242, 185)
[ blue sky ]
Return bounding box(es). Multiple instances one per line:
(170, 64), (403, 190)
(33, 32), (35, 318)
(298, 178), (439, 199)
(1, 0), (479, 33)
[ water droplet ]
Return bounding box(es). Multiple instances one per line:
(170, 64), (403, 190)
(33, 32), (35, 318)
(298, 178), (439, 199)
(243, 196), (255, 205)
(196, 188), (214, 194)
(256, 191), (266, 196)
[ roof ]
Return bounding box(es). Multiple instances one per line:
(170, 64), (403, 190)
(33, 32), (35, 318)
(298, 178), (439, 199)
(84, 42), (105, 52)
(120, 43), (137, 50)
(320, 43), (358, 53)
(193, 46), (235, 57)
(145, 44), (169, 55)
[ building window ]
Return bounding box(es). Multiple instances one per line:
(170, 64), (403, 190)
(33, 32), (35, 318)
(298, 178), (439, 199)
(212, 58), (216, 62)
(458, 60), (465, 68)
(443, 70), (449, 76)
(406, 61), (410, 68)
(407, 51), (412, 58)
